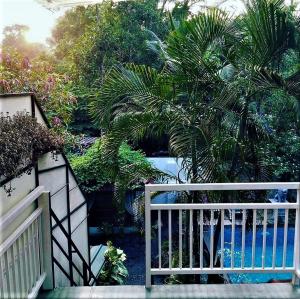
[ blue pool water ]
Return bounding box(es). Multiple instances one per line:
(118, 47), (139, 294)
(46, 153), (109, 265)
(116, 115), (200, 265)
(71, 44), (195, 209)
(221, 226), (295, 283)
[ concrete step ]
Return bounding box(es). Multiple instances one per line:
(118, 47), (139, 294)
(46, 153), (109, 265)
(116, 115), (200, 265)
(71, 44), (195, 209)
(38, 283), (300, 299)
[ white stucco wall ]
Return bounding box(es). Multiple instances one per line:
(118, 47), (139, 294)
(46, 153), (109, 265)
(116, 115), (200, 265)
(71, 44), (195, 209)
(0, 94), (89, 288)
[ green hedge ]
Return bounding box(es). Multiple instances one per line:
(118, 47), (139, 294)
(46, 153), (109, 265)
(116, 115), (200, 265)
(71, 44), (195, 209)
(69, 139), (158, 193)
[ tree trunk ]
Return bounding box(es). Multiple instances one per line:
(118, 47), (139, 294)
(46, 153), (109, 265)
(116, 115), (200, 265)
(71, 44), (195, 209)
(229, 98), (249, 180)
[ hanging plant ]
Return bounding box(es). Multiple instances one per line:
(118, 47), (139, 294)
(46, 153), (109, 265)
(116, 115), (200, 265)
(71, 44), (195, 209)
(0, 112), (64, 196)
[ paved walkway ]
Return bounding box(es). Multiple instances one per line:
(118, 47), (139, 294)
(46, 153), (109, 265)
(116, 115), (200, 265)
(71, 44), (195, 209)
(39, 283), (300, 299)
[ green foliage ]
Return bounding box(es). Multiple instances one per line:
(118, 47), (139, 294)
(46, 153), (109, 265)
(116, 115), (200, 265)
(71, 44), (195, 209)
(48, 0), (168, 134)
(69, 139), (162, 193)
(90, 0), (300, 185)
(2, 0), (300, 187)
(2, 24), (46, 59)
(0, 48), (78, 126)
(0, 112), (63, 194)
(259, 91), (300, 180)
(89, 8), (242, 183)
(98, 241), (128, 285)
(50, 0), (168, 87)
(69, 139), (111, 192)
(263, 130), (300, 180)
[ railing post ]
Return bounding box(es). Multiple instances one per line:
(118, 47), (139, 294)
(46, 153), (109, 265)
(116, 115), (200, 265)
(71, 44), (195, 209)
(293, 188), (300, 285)
(83, 262), (88, 286)
(145, 187), (151, 288)
(38, 191), (54, 290)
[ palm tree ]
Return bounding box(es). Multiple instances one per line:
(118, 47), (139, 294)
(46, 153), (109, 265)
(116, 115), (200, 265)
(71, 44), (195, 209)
(91, 8), (237, 182)
(90, 0), (297, 283)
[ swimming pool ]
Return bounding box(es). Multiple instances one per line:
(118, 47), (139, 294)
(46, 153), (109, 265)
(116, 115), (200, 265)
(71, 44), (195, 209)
(222, 225), (295, 283)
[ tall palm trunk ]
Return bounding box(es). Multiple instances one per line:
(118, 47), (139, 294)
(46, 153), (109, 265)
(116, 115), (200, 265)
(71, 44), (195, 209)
(229, 98), (250, 180)
(191, 137), (201, 282)
(206, 99), (250, 283)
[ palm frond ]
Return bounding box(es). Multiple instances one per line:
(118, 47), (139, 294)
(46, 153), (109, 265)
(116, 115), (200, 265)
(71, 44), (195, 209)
(238, 0), (295, 67)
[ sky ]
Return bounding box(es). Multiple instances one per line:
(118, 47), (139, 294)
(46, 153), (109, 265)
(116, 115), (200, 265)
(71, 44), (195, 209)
(0, 0), (297, 45)
(0, 0), (243, 45)
(0, 0), (65, 44)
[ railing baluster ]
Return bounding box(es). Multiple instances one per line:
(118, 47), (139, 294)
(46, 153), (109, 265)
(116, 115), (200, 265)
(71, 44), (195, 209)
(145, 189), (151, 288)
(272, 209), (278, 269)
(252, 209), (257, 269)
(221, 210), (224, 269)
(4, 251), (11, 297)
(19, 236), (28, 297)
(200, 209), (203, 269)
(9, 246), (17, 298)
(34, 219), (41, 277)
(16, 238), (25, 298)
(158, 210), (161, 270)
(37, 215), (44, 275)
(33, 221), (39, 284)
(282, 209), (289, 269)
(23, 231), (29, 294)
(12, 247), (18, 296)
(189, 210), (193, 269)
(0, 256), (4, 299)
(2, 255), (8, 298)
(179, 210), (182, 269)
(210, 210), (214, 269)
(168, 210), (172, 270)
(25, 227), (34, 291)
(30, 223), (37, 285)
(293, 189), (300, 284)
(262, 209), (267, 269)
(12, 242), (20, 298)
(231, 210), (235, 269)
(241, 209), (246, 269)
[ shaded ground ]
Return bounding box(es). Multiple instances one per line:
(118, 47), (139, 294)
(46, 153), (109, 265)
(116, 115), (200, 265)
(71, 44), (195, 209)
(112, 233), (146, 285)
(95, 224), (295, 285)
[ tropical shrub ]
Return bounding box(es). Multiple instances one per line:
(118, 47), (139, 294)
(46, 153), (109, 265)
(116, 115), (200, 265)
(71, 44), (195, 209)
(90, 0), (300, 284)
(98, 241), (128, 285)
(69, 139), (111, 192)
(70, 139), (164, 223)
(0, 49), (78, 126)
(0, 112), (64, 194)
(69, 139), (162, 193)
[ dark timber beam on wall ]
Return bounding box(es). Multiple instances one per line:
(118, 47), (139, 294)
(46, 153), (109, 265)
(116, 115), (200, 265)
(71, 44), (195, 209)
(38, 164), (66, 174)
(65, 166), (74, 286)
(1, 93), (92, 279)
(48, 193), (55, 288)
(52, 201), (87, 231)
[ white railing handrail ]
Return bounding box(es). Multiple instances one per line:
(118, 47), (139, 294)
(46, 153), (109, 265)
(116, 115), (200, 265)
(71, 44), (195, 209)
(0, 186), (45, 231)
(145, 182), (300, 192)
(150, 203), (299, 210)
(0, 208), (42, 256)
(0, 188), (51, 298)
(145, 182), (300, 288)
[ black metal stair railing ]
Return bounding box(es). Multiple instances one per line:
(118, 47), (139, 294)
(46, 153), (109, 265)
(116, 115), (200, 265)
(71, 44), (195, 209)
(50, 209), (98, 286)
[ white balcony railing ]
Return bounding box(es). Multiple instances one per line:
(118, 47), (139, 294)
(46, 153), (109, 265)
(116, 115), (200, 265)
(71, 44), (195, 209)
(0, 187), (52, 298)
(145, 183), (300, 287)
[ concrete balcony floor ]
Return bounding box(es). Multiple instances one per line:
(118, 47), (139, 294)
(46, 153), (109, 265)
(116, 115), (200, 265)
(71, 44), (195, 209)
(39, 283), (300, 299)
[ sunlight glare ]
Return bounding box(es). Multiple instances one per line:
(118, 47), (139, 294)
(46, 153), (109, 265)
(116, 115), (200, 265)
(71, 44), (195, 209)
(0, 0), (65, 45)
